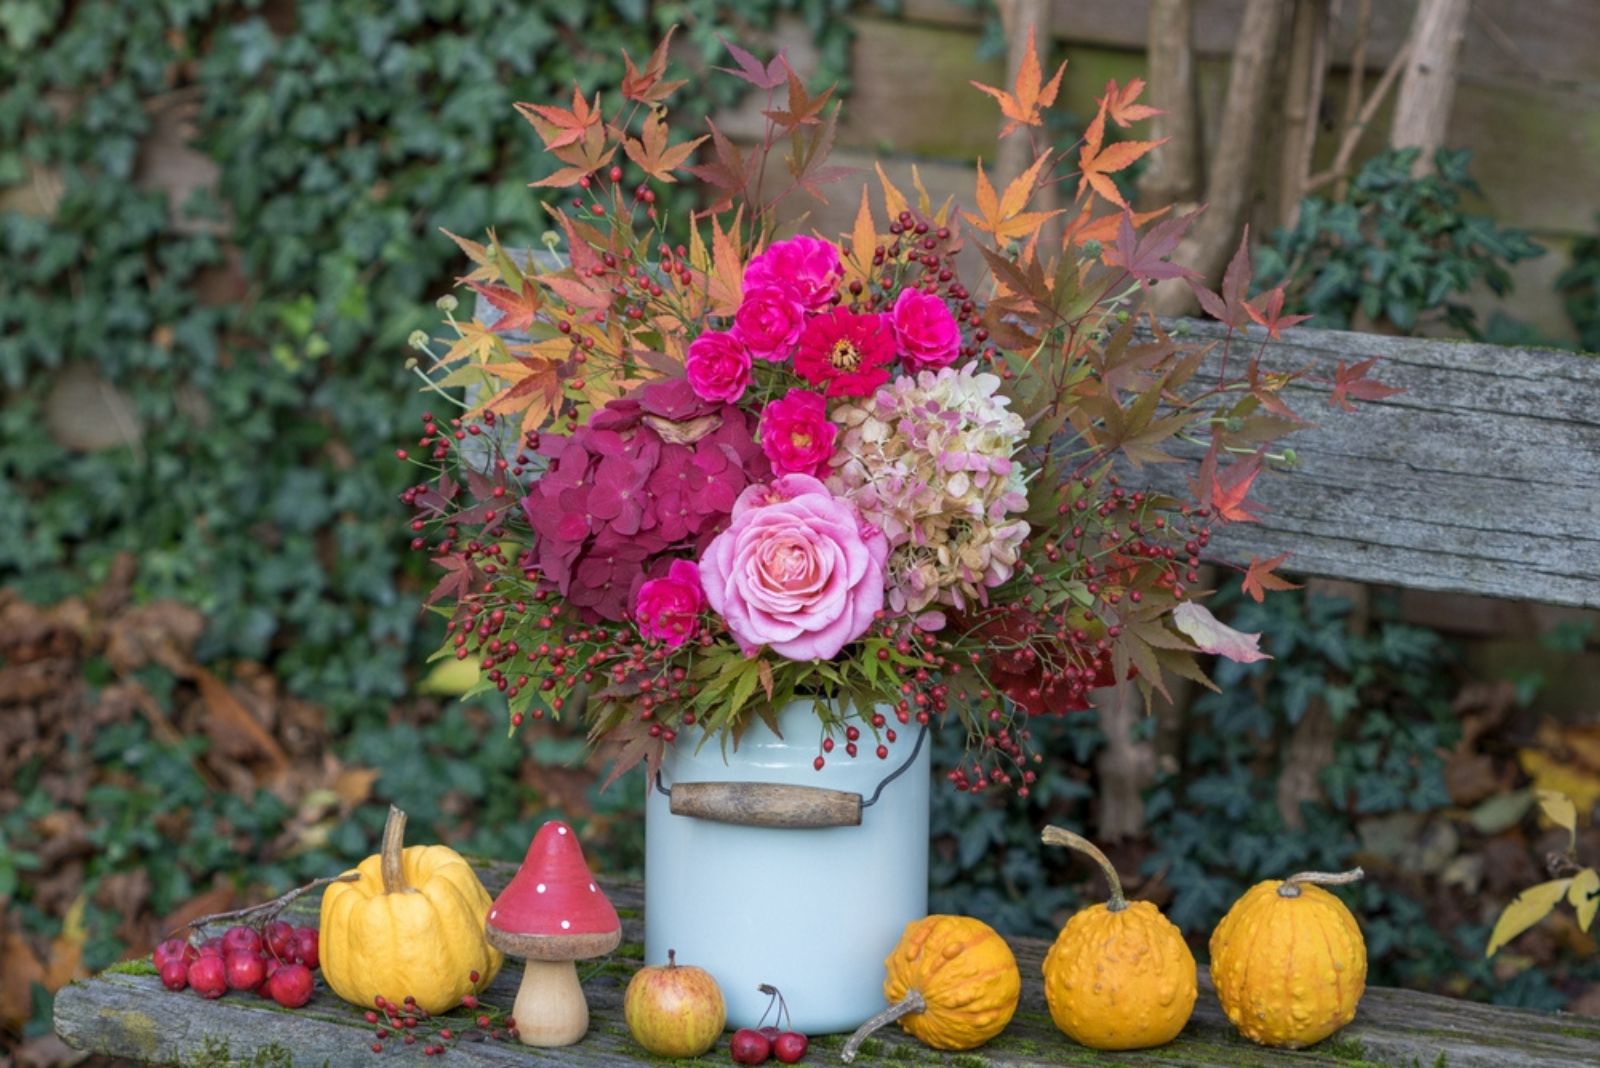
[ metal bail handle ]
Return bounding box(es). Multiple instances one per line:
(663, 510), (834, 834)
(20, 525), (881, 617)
(657, 724), (928, 830)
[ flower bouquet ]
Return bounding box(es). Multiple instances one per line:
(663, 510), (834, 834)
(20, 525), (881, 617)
(402, 28), (1373, 1029)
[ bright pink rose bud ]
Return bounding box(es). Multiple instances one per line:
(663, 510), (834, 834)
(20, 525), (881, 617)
(760, 390), (837, 478)
(733, 285), (806, 362)
(684, 329), (752, 402)
(890, 288), (961, 372)
(633, 560), (706, 647)
(742, 235), (844, 312)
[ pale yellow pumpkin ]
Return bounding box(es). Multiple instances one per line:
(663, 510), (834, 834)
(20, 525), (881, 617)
(319, 806), (502, 1014)
(1209, 869), (1367, 1048)
(1040, 827), (1196, 1050)
(841, 915), (1020, 1062)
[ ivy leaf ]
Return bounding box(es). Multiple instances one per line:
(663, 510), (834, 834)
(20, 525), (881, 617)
(621, 27), (686, 104)
(1172, 602), (1272, 664)
(623, 113), (707, 183)
(970, 25), (1065, 136)
(1486, 878), (1573, 956)
(1241, 552), (1302, 603)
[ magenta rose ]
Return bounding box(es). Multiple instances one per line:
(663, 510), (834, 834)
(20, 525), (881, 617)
(890, 288), (962, 371)
(685, 329), (751, 402)
(733, 285), (806, 362)
(700, 476), (886, 660)
(743, 236), (844, 312)
(760, 390), (837, 478)
(633, 560), (706, 647)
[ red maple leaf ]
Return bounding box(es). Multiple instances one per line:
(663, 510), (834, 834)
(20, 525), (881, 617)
(1104, 207), (1198, 282)
(425, 553), (482, 607)
(621, 27), (686, 103)
(469, 278), (540, 335)
(1189, 229), (1254, 330)
(1192, 441), (1266, 524)
(1241, 552), (1303, 603)
(716, 36), (788, 90)
(515, 87), (602, 150)
(1330, 358), (1403, 412)
(1244, 286), (1312, 340)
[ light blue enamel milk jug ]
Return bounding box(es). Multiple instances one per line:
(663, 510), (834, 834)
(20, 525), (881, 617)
(644, 699), (930, 1033)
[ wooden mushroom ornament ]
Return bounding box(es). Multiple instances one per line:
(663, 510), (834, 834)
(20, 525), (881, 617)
(486, 820), (621, 1047)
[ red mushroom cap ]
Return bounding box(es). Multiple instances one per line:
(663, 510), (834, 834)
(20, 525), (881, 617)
(485, 820), (622, 961)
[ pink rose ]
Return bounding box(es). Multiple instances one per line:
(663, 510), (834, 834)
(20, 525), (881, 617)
(743, 236), (844, 312)
(733, 285), (806, 362)
(700, 479), (886, 660)
(760, 390), (837, 478)
(633, 560), (706, 647)
(685, 329), (751, 402)
(890, 288), (962, 371)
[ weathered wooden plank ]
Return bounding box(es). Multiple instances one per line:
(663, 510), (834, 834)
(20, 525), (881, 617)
(54, 867), (1600, 1067)
(1134, 321), (1600, 609)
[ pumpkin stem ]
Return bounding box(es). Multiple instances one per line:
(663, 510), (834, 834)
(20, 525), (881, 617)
(1278, 867), (1365, 898)
(380, 805), (411, 895)
(840, 991), (926, 1064)
(1041, 825), (1127, 912)
(666, 949), (676, 969)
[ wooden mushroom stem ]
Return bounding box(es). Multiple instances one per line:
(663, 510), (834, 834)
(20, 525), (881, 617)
(1278, 866), (1365, 898)
(510, 959), (589, 1047)
(841, 991), (926, 1064)
(379, 805), (410, 895)
(1041, 825), (1128, 912)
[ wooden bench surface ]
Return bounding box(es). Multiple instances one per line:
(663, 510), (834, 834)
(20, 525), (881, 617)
(53, 861), (1600, 1067)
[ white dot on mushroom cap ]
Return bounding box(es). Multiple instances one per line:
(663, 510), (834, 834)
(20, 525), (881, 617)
(561, 920), (571, 930)
(536, 883), (546, 893)
(557, 826), (568, 835)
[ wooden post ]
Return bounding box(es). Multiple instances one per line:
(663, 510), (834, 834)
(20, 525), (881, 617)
(1137, 0), (1204, 209)
(1390, 0), (1471, 175)
(1275, 0), (1330, 229)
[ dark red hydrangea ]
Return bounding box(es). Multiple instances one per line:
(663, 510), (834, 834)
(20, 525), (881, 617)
(521, 378), (769, 621)
(965, 606), (1120, 714)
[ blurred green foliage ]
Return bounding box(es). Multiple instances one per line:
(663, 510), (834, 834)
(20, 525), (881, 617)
(1556, 216), (1600, 354)
(1255, 148), (1545, 341)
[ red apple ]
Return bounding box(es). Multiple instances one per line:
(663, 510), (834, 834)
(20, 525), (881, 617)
(263, 921), (295, 960)
(290, 927), (318, 969)
(152, 938), (196, 972)
(159, 961), (189, 991)
(188, 956), (227, 999)
(622, 949), (726, 1058)
(198, 937), (226, 959)
(222, 925), (262, 957)
(773, 1031), (808, 1063)
(730, 1028), (771, 1065)
(267, 963), (314, 1008)
(226, 952), (266, 992)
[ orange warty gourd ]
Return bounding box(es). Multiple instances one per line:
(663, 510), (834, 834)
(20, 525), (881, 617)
(320, 806), (502, 1014)
(840, 915), (1020, 1063)
(1039, 826), (1197, 1050)
(1210, 868), (1367, 1048)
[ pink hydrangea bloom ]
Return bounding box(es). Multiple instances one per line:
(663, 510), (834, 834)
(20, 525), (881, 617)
(699, 476), (886, 661)
(685, 329), (752, 402)
(759, 389), (837, 478)
(732, 285), (806, 362)
(890, 288), (962, 371)
(633, 560), (706, 647)
(742, 235), (843, 312)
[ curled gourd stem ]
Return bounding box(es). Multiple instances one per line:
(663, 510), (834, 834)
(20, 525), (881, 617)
(841, 991), (926, 1063)
(1041, 825), (1127, 912)
(380, 805), (411, 895)
(1278, 867), (1364, 898)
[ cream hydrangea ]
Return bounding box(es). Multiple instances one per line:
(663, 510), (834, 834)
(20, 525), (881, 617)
(827, 363), (1030, 628)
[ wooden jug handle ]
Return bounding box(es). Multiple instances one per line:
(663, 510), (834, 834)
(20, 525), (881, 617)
(667, 781), (863, 829)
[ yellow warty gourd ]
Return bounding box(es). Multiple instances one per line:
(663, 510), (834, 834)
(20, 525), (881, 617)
(1209, 868), (1367, 1048)
(319, 806), (502, 1014)
(841, 914), (1020, 1063)
(1039, 826), (1197, 1050)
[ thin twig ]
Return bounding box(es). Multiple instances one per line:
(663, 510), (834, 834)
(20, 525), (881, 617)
(1306, 38), (1411, 193)
(178, 873), (359, 937)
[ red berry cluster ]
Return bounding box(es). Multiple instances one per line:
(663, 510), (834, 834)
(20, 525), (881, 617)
(363, 983), (519, 1055)
(152, 922), (317, 1008)
(732, 986), (808, 1065)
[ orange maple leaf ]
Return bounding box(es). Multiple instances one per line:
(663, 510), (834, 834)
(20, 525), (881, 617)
(469, 279), (541, 335)
(1061, 202), (1170, 251)
(479, 349), (565, 437)
(970, 26), (1066, 137)
(1077, 105), (1165, 208)
(962, 154), (1061, 244)
(1241, 552), (1303, 603)
(515, 87), (602, 150)
(621, 27), (687, 104)
(533, 125), (617, 189)
(1099, 78), (1161, 127)
(623, 113), (707, 184)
